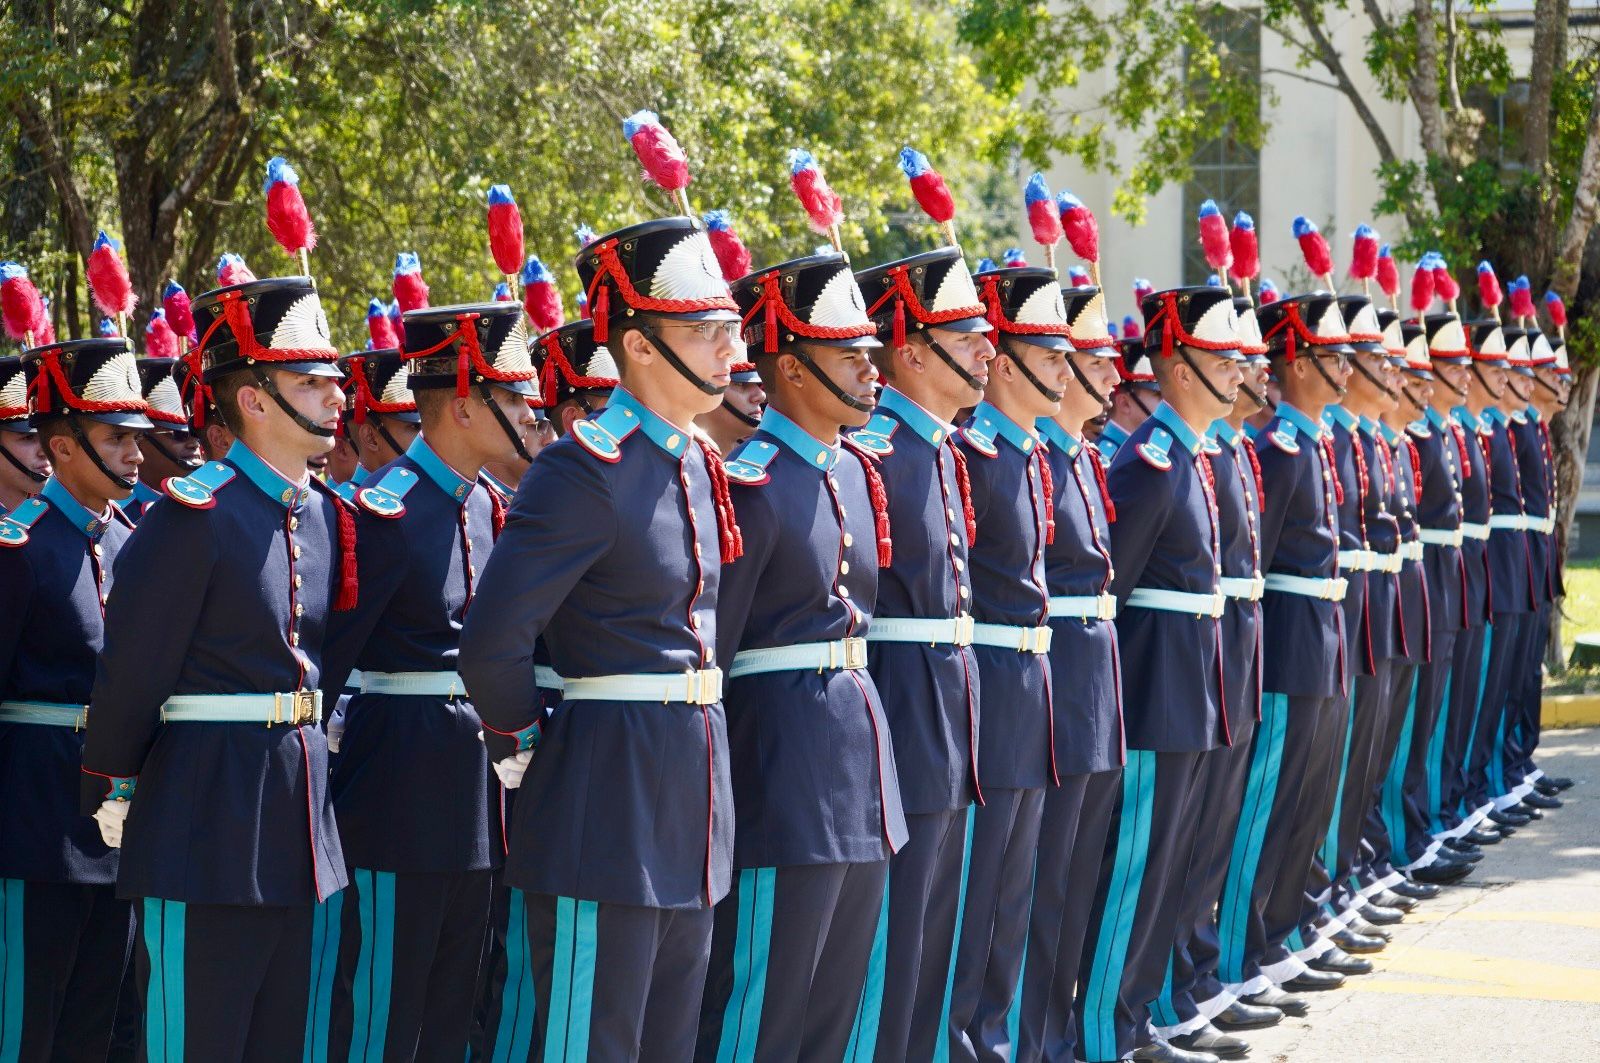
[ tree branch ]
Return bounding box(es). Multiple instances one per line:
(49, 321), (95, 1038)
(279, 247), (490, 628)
(1405, 0), (1452, 162)
(1288, 1), (1404, 173)
(1262, 65), (1342, 93)
(1552, 76), (1600, 295)
(8, 95), (95, 261)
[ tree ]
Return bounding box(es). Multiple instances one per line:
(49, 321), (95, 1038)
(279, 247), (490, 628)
(961, 0), (1600, 668)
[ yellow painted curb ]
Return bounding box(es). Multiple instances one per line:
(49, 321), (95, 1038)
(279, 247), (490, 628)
(1542, 694), (1600, 728)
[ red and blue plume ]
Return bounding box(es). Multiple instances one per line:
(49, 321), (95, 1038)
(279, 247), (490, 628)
(217, 252), (256, 287)
(263, 157), (317, 256)
(1198, 200), (1232, 273)
(1545, 290), (1568, 330)
(1002, 247), (1028, 268)
(520, 255), (565, 333)
(1291, 216), (1333, 280)
(392, 252), (429, 313)
(1108, 321), (1119, 339)
(387, 299), (405, 346)
(1431, 254), (1460, 303)
(703, 210), (752, 281)
(1258, 278), (1280, 304)
(1, 261), (47, 343)
(1476, 261), (1503, 311)
(161, 281), (197, 342)
(576, 289), (589, 320)
(35, 298), (53, 347)
(1067, 265), (1091, 286)
(1409, 257), (1435, 314)
(1509, 275), (1537, 321)
(367, 298), (399, 349)
(1349, 225), (1379, 281)
(789, 149), (844, 235)
(1057, 191), (1099, 264)
(899, 147), (955, 224)
(574, 224), (597, 249)
(493, 282), (512, 301)
(87, 231), (136, 316)
(1229, 212), (1259, 281)
(1122, 314), (1141, 340)
(1133, 277), (1153, 306)
(98, 317), (118, 337)
(145, 308), (179, 359)
(486, 185), (525, 277)
(1376, 245), (1400, 300)
(623, 110), (690, 192)
(976, 257), (997, 274)
(1207, 273), (1223, 288)
(1025, 173), (1062, 250)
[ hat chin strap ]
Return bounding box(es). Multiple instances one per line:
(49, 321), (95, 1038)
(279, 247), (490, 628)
(0, 440), (48, 484)
(721, 398), (762, 429)
(1536, 374), (1563, 398)
(924, 335), (986, 393)
(372, 417), (410, 463)
(1307, 350), (1348, 399)
(1176, 345), (1235, 408)
(251, 364), (335, 439)
(1127, 387), (1159, 418)
(792, 350), (876, 414)
(143, 430), (204, 473)
(1240, 381), (1270, 410)
(1350, 356), (1395, 401)
(639, 323), (727, 397)
(67, 416), (136, 493)
(1001, 338), (1065, 403)
(477, 383), (534, 466)
(1469, 362), (1506, 402)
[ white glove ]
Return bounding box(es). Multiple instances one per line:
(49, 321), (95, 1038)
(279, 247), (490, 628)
(493, 750), (534, 790)
(95, 800), (130, 848)
(327, 715), (345, 754)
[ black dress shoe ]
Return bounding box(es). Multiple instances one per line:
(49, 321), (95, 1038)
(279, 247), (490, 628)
(1357, 902), (1405, 925)
(1311, 944), (1375, 974)
(1412, 858), (1473, 884)
(1243, 986), (1308, 1015)
(1375, 889), (1416, 911)
(1515, 803), (1544, 820)
(1543, 775), (1575, 790)
(1534, 779), (1563, 797)
(1464, 828), (1503, 845)
(1443, 837), (1481, 853)
(1446, 847), (1483, 864)
(1522, 790), (1562, 810)
(1285, 968), (1347, 991)
(1346, 917), (1392, 941)
(1212, 999), (1283, 1030)
(1329, 930), (1385, 955)
(1130, 1037), (1220, 1062)
(1170, 1024), (1248, 1060)
(1488, 808), (1531, 827)
(1389, 878), (1441, 900)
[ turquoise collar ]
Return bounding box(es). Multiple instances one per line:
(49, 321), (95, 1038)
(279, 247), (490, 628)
(878, 386), (956, 446)
(1481, 405), (1509, 428)
(1377, 420), (1402, 445)
(1426, 406), (1454, 433)
(225, 441), (312, 510)
(608, 387), (692, 457)
(759, 407), (839, 471)
(1357, 414), (1382, 437)
(1209, 419), (1242, 447)
(1099, 420), (1131, 450)
(1037, 417), (1081, 458)
(1276, 401), (1326, 442)
(347, 464), (370, 487)
(1323, 404), (1360, 432)
(1150, 401), (1204, 455)
(407, 436), (475, 504)
(1453, 405), (1483, 432)
(1526, 405), (1542, 423)
(970, 401), (1038, 454)
(41, 477), (112, 540)
(130, 480), (161, 508)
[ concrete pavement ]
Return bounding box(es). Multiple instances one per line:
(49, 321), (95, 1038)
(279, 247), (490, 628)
(1240, 727), (1600, 1062)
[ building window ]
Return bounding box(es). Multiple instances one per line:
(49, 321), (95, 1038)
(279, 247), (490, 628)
(1181, 6), (1262, 286)
(1466, 80), (1530, 172)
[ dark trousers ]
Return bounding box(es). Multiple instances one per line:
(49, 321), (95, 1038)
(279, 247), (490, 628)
(139, 898), (313, 1061)
(849, 806), (970, 1063)
(1504, 602), (1552, 788)
(469, 870), (517, 1062)
(1075, 749), (1206, 1062)
(1438, 623), (1488, 832)
(695, 860), (887, 1062)
(947, 787), (1046, 1063)
(1364, 662), (1421, 884)
(1307, 664), (1393, 918)
(327, 867), (493, 1062)
(1016, 770), (1119, 1063)
(1151, 712), (1258, 1034)
(0, 879), (133, 1062)
(1462, 615), (1525, 812)
(1398, 629), (1457, 861)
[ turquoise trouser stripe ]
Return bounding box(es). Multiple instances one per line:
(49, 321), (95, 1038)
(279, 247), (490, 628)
(304, 890), (344, 1062)
(1004, 856), (1038, 1050)
(715, 868), (778, 1063)
(1218, 693), (1288, 984)
(1320, 690), (1359, 874)
(1381, 673), (1421, 866)
(493, 889), (537, 1063)
(1082, 751), (1156, 1063)
(1149, 950), (1180, 1028)
(1, 880), (24, 1060)
(931, 805), (977, 1063)
(1458, 622), (1495, 816)
(843, 869), (891, 1062)
(143, 897), (186, 1063)
(544, 897), (599, 1062)
(1425, 671), (1454, 833)
(350, 869), (396, 1062)
(1489, 712), (1508, 797)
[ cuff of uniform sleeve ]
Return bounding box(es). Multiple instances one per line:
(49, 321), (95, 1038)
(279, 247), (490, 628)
(80, 769), (137, 813)
(483, 719), (541, 753)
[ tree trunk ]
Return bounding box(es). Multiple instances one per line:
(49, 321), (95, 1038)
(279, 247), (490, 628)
(1549, 358), (1598, 672)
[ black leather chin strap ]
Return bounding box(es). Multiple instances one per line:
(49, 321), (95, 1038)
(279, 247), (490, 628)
(1351, 355), (1395, 400)
(1177, 346), (1235, 407)
(1239, 382), (1270, 410)
(478, 383), (534, 465)
(1536, 374), (1562, 398)
(373, 417), (409, 463)
(639, 323), (727, 397)
(924, 335), (986, 393)
(67, 416), (135, 492)
(794, 350), (875, 414)
(1001, 339), (1065, 403)
(251, 364), (335, 439)
(1128, 387), (1159, 419)
(1469, 362), (1506, 403)
(0, 437), (48, 484)
(1308, 352), (1349, 399)
(722, 399), (762, 428)
(143, 431), (203, 473)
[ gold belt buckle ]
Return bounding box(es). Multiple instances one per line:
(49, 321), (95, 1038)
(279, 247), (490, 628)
(274, 690), (318, 726)
(842, 637), (868, 670)
(1026, 626), (1052, 654)
(1097, 595), (1117, 620)
(953, 615), (975, 646)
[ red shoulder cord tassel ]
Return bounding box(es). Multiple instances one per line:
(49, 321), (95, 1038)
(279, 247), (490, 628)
(1242, 435), (1266, 507)
(948, 441), (978, 546)
(1320, 437), (1344, 506)
(1406, 439), (1422, 494)
(843, 440), (893, 567)
(1450, 423), (1472, 479)
(308, 478), (359, 612)
(488, 484), (507, 540)
(1086, 444), (1117, 522)
(699, 440), (744, 563)
(1034, 448), (1055, 544)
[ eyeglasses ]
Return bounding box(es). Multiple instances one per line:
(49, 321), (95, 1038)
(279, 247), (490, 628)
(1314, 353), (1352, 369)
(655, 320), (744, 343)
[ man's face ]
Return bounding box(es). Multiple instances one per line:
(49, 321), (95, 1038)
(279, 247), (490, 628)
(644, 316), (743, 416)
(725, 381), (767, 421)
(54, 419), (143, 497)
(1005, 341), (1069, 419)
(473, 386), (537, 464)
(251, 371), (345, 456)
(0, 430), (50, 487)
(795, 342), (880, 428)
(1432, 362), (1468, 403)
(923, 326), (995, 406)
(1185, 348), (1243, 417)
(140, 428), (204, 481)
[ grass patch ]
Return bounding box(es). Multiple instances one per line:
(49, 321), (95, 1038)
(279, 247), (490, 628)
(1549, 558), (1600, 694)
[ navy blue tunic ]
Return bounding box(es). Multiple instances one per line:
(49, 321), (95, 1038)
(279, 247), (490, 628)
(1482, 408), (1535, 616)
(1414, 409), (1468, 635)
(716, 409), (908, 869)
(0, 479), (129, 884)
(458, 388), (733, 910)
(1383, 422), (1430, 664)
(1209, 420), (1264, 734)
(1038, 418), (1123, 776)
(82, 442), (347, 905)
(1325, 406), (1375, 677)
(1511, 411), (1557, 604)
(1358, 416), (1405, 661)
(1453, 406), (1494, 624)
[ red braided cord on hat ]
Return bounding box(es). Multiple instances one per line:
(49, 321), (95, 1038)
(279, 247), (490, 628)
(195, 288), (340, 367)
(1259, 301), (1352, 362)
(145, 404), (188, 430)
(1349, 330), (1385, 344)
(1073, 329), (1118, 350)
(345, 357), (416, 423)
(865, 263), (986, 349)
(1086, 443), (1117, 522)
(25, 349), (149, 415)
(843, 438), (893, 567)
(1242, 434), (1265, 508)
(976, 274), (1076, 338)
(698, 439), (744, 562)
(1449, 421), (1473, 479)
(179, 350), (213, 429)
(401, 312), (533, 397)
(1035, 446), (1055, 544)
(947, 440), (978, 546)
(538, 333), (617, 405)
(1149, 291), (1246, 359)
(583, 238), (739, 345)
(1467, 340), (1508, 363)
(740, 270), (879, 354)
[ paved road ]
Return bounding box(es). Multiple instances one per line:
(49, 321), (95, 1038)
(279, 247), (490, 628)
(1241, 727), (1600, 1061)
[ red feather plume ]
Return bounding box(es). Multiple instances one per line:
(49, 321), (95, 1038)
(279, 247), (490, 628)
(0, 266), (47, 343)
(145, 311), (179, 359)
(624, 110), (691, 192)
(1376, 250), (1400, 299)
(486, 185), (525, 276)
(1229, 213), (1259, 281)
(86, 232), (136, 317)
(1432, 262), (1460, 303)
(1349, 226), (1379, 281)
(1058, 192), (1099, 264)
(1409, 263), (1435, 315)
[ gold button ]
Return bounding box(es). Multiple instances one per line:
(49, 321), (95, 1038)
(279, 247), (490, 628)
(289, 517), (299, 531)
(840, 585), (851, 598)
(842, 533), (854, 548)
(830, 478), (840, 490)
(816, 451), (827, 465)
(690, 615), (700, 629)
(92, 544), (102, 557)
(469, 565), (477, 579)
(959, 586), (970, 599)
(665, 433), (680, 449)
(292, 545), (302, 559)
(947, 507), (957, 522)
(932, 429), (943, 442)
(293, 574), (303, 588)
(290, 632), (300, 646)
(840, 560), (850, 575)
(954, 558), (964, 572)
(295, 603), (304, 617)
(950, 533), (961, 546)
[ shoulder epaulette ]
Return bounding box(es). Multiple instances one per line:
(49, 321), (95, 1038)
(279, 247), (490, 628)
(1267, 425), (1300, 454)
(356, 466), (421, 518)
(1510, 410), (1528, 425)
(571, 404), (640, 463)
(0, 496), (49, 547)
(1096, 435), (1121, 464)
(1201, 436), (1223, 456)
(846, 412), (898, 456)
(724, 438), (780, 485)
(332, 479), (359, 503)
(163, 461), (237, 509)
(958, 421), (999, 458)
(1406, 421), (1431, 439)
(1135, 428), (1176, 471)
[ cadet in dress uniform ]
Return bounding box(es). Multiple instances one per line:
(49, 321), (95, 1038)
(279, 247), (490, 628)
(0, 355), (50, 514)
(1077, 286), (1242, 1063)
(1017, 282), (1125, 1063)
(0, 336), (149, 1061)
(315, 299), (536, 1060)
(842, 242), (992, 1063)
(1152, 299), (1278, 1061)
(697, 358), (767, 456)
(127, 356), (204, 521)
(1098, 339), (1159, 464)
(458, 215), (744, 1061)
(80, 274), (352, 1059)
(1214, 293), (1350, 1008)
(692, 252), (908, 1062)
(333, 345), (421, 501)
(937, 265), (1071, 1062)
(531, 319), (618, 438)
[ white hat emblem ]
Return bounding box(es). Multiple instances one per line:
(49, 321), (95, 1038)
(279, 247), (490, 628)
(810, 266), (873, 329)
(0, 367), (26, 410)
(1191, 297), (1242, 346)
(929, 260), (983, 315)
(491, 314), (533, 375)
(1014, 282), (1070, 328)
(1068, 289), (1112, 341)
(651, 232), (735, 303)
(147, 375), (187, 420)
(269, 293), (333, 351)
(1430, 318), (1467, 353)
(1306, 301), (1349, 343)
(82, 351), (143, 405)
(378, 363), (416, 406)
